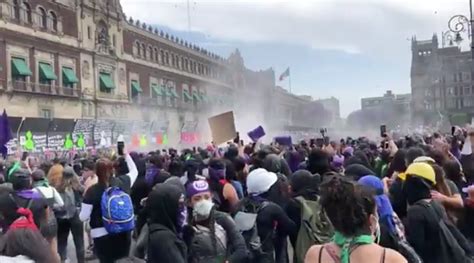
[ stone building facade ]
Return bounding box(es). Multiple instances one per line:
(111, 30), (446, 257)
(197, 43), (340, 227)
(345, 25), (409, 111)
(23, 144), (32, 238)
(0, 0), (320, 147)
(411, 34), (474, 123)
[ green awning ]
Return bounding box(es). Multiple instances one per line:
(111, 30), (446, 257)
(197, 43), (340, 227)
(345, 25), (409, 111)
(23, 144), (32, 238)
(99, 72), (115, 89)
(168, 87), (179, 98)
(183, 90), (192, 101)
(11, 57), (32, 76)
(192, 91), (201, 102)
(131, 80), (142, 93)
(39, 62), (57, 80)
(62, 67), (78, 84)
(151, 84), (164, 96)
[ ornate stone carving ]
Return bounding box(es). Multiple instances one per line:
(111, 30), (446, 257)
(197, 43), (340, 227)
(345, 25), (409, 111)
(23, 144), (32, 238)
(82, 60), (90, 80)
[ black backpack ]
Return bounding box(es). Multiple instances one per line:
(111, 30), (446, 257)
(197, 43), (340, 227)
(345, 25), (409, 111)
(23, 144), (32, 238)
(234, 199), (272, 263)
(416, 200), (474, 263)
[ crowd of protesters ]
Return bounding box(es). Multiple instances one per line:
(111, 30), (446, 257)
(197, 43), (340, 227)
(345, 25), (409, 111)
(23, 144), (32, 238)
(2, 126), (474, 263)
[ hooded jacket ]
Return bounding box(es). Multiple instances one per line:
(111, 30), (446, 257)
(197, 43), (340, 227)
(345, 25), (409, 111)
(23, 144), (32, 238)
(147, 184), (187, 263)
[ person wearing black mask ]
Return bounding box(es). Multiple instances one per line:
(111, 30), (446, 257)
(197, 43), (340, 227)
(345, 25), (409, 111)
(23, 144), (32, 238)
(147, 183), (188, 263)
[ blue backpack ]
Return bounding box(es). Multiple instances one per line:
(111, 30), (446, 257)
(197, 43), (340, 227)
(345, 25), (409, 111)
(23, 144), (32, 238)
(101, 187), (135, 234)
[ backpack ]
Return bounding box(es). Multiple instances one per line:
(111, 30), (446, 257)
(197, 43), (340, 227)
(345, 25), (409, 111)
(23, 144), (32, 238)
(55, 188), (78, 220)
(100, 186), (135, 234)
(416, 200), (474, 263)
(189, 223), (228, 263)
(234, 200), (272, 263)
(294, 196), (334, 263)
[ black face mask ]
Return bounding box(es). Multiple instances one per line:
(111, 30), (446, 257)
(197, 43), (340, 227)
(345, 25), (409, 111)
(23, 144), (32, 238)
(403, 176), (432, 205)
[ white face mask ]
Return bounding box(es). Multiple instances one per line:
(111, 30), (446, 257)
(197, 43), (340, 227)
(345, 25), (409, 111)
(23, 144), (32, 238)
(192, 199), (214, 221)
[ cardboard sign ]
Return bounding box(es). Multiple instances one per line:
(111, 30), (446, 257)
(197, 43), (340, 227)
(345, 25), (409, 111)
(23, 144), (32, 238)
(208, 111), (236, 145)
(248, 126), (265, 142)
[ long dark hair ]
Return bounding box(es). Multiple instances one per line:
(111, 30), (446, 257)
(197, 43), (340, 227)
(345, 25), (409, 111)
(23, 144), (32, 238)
(0, 228), (57, 263)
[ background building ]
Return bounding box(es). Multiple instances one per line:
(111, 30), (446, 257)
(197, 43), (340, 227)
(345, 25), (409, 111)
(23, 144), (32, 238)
(361, 90), (411, 110)
(316, 97), (340, 125)
(411, 34), (474, 124)
(0, 0), (325, 149)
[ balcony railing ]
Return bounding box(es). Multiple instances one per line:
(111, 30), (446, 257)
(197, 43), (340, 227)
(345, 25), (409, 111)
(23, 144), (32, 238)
(10, 81), (80, 97)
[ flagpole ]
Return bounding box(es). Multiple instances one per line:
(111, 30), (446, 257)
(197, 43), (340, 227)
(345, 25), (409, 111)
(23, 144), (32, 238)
(288, 72), (292, 94)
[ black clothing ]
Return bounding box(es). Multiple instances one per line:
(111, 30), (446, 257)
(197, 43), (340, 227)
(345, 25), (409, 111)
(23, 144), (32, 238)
(406, 200), (447, 263)
(344, 164), (375, 181)
(94, 232), (131, 263)
(0, 191), (48, 233)
(389, 177), (407, 219)
(237, 198), (296, 263)
(147, 183), (187, 263)
(214, 211), (248, 263)
(148, 223), (187, 263)
(57, 214), (85, 263)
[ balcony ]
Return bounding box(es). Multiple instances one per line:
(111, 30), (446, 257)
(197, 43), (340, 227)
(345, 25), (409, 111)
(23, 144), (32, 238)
(9, 81), (81, 98)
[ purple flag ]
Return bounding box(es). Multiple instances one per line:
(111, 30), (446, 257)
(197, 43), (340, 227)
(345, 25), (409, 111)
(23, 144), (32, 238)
(247, 126), (265, 142)
(0, 109), (12, 158)
(274, 136), (292, 146)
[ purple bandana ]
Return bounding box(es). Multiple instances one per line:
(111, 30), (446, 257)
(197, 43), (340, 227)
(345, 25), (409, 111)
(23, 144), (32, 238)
(209, 167), (226, 182)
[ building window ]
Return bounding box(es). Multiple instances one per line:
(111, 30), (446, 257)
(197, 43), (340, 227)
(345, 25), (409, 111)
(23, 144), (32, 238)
(99, 72), (115, 93)
(165, 52), (169, 65)
(12, 0), (20, 20)
(23, 2), (32, 24)
(159, 50), (164, 64)
(181, 57), (185, 70)
(62, 67), (78, 88)
(49, 11), (57, 31)
(38, 7), (47, 29)
(154, 48), (158, 62)
(112, 34), (116, 47)
(130, 80), (142, 100)
(40, 109), (52, 119)
(148, 46), (153, 60)
(38, 62), (57, 85)
(454, 73), (457, 82)
(171, 54), (176, 67)
(466, 86), (471, 95)
(11, 57), (32, 82)
(135, 41), (141, 57)
(87, 26), (92, 39)
(141, 43), (146, 58)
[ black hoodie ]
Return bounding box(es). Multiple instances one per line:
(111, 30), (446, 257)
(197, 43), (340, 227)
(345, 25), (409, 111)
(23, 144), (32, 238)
(147, 184), (187, 263)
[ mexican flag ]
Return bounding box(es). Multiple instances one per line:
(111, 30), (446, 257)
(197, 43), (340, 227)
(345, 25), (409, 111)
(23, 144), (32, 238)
(279, 67), (290, 81)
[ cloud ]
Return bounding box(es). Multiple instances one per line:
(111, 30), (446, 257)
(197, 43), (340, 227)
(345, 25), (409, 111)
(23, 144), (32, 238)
(121, 0), (468, 56)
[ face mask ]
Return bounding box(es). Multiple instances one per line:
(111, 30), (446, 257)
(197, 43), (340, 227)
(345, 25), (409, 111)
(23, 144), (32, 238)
(193, 199), (214, 221)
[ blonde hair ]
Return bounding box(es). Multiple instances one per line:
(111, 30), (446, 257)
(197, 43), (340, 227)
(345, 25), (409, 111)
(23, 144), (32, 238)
(47, 164), (64, 188)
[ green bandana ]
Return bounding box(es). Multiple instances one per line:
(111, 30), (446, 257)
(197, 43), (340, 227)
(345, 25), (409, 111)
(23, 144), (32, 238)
(333, 231), (373, 263)
(7, 161), (21, 182)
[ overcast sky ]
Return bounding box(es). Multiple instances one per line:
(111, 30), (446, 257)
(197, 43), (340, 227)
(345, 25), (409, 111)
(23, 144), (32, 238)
(121, 0), (471, 116)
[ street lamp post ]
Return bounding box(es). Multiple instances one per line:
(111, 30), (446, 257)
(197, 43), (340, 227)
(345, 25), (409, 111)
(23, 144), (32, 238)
(444, 0), (474, 61)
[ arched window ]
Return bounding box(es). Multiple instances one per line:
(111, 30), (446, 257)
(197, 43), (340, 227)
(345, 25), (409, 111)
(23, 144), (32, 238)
(181, 57), (185, 70)
(135, 41), (141, 56)
(22, 2), (32, 24)
(141, 43), (146, 58)
(160, 50), (164, 64)
(12, 0), (20, 20)
(171, 54), (176, 67)
(148, 46), (153, 60)
(49, 11), (57, 31)
(154, 47), (158, 62)
(185, 58), (189, 71)
(38, 7), (47, 28)
(165, 52), (169, 65)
